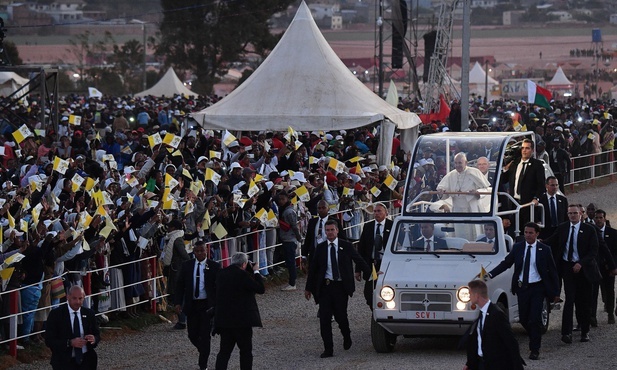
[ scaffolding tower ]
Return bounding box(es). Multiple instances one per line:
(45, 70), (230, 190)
(421, 0), (460, 114)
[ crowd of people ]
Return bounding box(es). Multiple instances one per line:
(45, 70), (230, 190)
(0, 92), (616, 368)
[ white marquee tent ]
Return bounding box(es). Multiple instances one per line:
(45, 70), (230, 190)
(546, 66), (573, 89)
(0, 71), (29, 98)
(134, 68), (195, 98)
(191, 1), (421, 137)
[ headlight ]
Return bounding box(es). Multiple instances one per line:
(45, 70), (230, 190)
(380, 286), (395, 302)
(457, 286), (471, 303)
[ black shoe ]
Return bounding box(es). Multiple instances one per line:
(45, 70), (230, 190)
(561, 334), (572, 344)
(173, 322), (186, 330)
(573, 325), (581, 331)
(343, 336), (352, 350)
(529, 351), (540, 360)
(320, 351), (333, 358)
(590, 317), (598, 327)
(581, 333), (590, 342)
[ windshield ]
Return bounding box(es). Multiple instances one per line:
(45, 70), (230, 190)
(391, 220), (500, 255)
(404, 133), (534, 216)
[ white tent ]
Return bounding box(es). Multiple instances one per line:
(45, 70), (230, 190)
(469, 61), (498, 85)
(134, 68), (195, 98)
(0, 71), (29, 98)
(191, 1), (421, 133)
(546, 66), (573, 89)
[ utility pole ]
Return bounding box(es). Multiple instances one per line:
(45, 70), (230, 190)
(460, 0), (470, 131)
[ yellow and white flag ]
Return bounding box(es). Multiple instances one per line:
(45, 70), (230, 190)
(165, 173), (179, 189)
(7, 211), (15, 228)
(85, 177), (98, 191)
(21, 198), (31, 212)
(213, 223), (228, 239)
(69, 115), (81, 125)
(148, 133), (163, 148)
(53, 156), (70, 175)
(255, 208), (268, 224)
(32, 203), (43, 226)
(20, 219), (29, 233)
(190, 180), (204, 195)
(163, 133), (181, 148)
(309, 156), (318, 165)
(328, 158), (346, 174)
(201, 210), (211, 231)
(71, 174), (85, 192)
(205, 168), (221, 185)
(294, 185), (310, 202)
(342, 187), (354, 197)
(184, 201), (194, 216)
(163, 198), (179, 210)
(88, 87), (103, 98)
(265, 209), (278, 228)
(182, 169), (193, 181)
(370, 186), (382, 197)
(247, 180), (259, 198)
(383, 174), (398, 190)
(12, 125), (33, 144)
(222, 130), (237, 146)
(209, 150), (221, 160)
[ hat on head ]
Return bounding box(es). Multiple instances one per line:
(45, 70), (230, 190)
(227, 141), (240, 148)
(4, 228), (24, 238)
(229, 162), (242, 171)
(197, 156), (208, 164)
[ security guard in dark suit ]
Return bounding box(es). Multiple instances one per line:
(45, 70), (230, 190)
(488, 222), (559, 360)
(305, 220), (370, 358)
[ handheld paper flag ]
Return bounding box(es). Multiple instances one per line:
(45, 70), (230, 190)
(294, 185), (310, 202)
(148, 133), (163, 148)
(52, 156), (70, 175)
(12, 125), (33, 144)
(222, 130), (237, 146)
(69, 115), (81, 125)
(383, 174), (398, 190)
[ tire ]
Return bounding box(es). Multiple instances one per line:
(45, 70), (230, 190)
(541, 298), (550, 334)
(371, 317), (397, 353)
(496, 300), (509, 321)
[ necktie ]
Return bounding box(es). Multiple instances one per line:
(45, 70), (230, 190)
(330, 243), (340, 281)
(567, 225), (575, 262)
(523, 245), (532, 286)
(425, 239), (431, 252)
(516, 162), (527, 195)
(73, 311), (83, 364)
(550, 197), (558, 227)
(194, 262), (201, 299)
(318, 219), (324, 239)
(488, 239), (493, 244)
(374, 223), (383, 261)
(478, 310), (484, 336)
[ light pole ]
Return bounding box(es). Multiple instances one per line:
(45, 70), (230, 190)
(484, 59), (488, 105)
(130, 19), (147, 91)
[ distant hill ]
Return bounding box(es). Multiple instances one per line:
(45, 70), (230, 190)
(83, 0), (161, 20)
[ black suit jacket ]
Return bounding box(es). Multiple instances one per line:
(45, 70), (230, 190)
(602, 226), (617, 264)
(489, 241), (559, 297)
(305, 239), (370, 304)
(45, 305), (100, 369)
(411, 236), (448, 251)
(501, 157), (545, 203)
(301, 216), (344, 261)
(214, 264), (265, 329)
(357, 219), (393, 271)
(596, 225), (617, 276)
(175, 258), (221, 313)
(544, 221), (601, 283)
(538, 193), (568, 238)
(464, 303), (524, 370)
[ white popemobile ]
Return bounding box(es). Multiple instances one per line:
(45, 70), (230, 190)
(371, 132), (551, 352)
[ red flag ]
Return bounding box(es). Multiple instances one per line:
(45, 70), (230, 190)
(419, 95), (451, 124)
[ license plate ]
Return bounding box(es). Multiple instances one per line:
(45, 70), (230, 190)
(412, 311), (444, 320)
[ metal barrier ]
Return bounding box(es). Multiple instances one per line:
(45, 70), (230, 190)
(567, 150), (616, 190)
(0, 197), (402, 358)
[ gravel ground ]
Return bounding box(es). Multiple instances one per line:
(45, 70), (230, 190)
(10, 182), (617, 370)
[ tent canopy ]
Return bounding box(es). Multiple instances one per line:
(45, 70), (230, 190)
(546, 66), (573, 89)
(469, 62), (498, 85)
(192, 1), (421, 131)
(134, 68), (195, 98)
(0, 71), (29, 98)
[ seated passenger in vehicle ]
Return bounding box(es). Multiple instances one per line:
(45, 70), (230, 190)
(410, 223), (448, 252)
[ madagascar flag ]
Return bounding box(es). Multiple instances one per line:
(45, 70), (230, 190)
(527, 80), (552, 109)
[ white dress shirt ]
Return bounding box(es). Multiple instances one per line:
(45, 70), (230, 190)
(67, 305), (87, 355)
(194, 260), (207, 299)
(477, 300), (490, 357)
(519, 242), (542, 284)
(564, 222), (581, 262)
(325, 238), (340, 280)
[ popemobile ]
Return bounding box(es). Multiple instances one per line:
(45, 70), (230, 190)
(371, 131), (554, 352)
